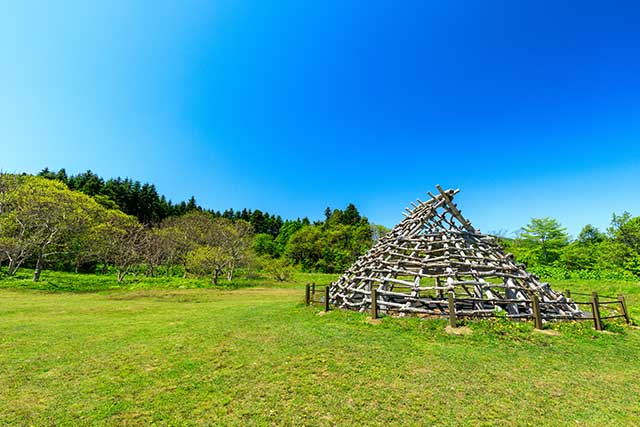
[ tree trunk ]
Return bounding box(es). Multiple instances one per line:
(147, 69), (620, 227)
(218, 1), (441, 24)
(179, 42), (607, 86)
(212, 271), (219, 286)
(117, 270), (126, 283)
(226, 260), (236, 282)
(33, 252), (44, 282)
(7, 258), (17, 276)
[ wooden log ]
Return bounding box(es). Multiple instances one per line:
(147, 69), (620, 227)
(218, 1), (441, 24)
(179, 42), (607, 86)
(531, 296), (543, 330)
(447, 292), (456, 328)
(591, 292), (603, 331)
(618, 294), (630, 324)
(371, 288), (379, 319)
(305, 284), (311, 306)
(325, 286), (330, 312)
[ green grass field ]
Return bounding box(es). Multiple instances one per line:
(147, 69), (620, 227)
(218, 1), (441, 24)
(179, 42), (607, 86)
(1, 270), (639, 426)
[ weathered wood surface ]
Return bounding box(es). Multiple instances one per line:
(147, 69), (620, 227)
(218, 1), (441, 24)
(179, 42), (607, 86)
(329, 186), (585, 321)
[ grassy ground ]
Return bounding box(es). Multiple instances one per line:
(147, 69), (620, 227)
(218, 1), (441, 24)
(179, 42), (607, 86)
(0, 271), (639, 426)
(0, 269), (338, 293)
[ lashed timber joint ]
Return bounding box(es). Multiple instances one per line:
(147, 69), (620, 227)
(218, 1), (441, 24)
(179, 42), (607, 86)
(329, 186), (584, 321)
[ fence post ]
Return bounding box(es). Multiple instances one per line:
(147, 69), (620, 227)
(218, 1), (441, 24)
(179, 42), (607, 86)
(325, 286), (330, 312)
(311, 283), (316, 300)
(565, 289), (571, 299)
(618, 294), (630, 324)
(591, 292), (603, 331)
(371, 288), (378, 319)
(305, 283), (311, 306)
(447, 292), (457, 328)
(531, 296), (543, 330)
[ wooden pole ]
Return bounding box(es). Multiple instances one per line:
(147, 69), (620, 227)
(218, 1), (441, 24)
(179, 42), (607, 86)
(325, 286), (330, 312)
(591, 292), (603, 331)
(565, 289), (571, 299)
(371, 288), (378, 319)
(532, 296), (543, 330)
(618, 294), (630, 324)
(305, 284), (310, 306)
(311, 283), (316, 300)
(447, 292), (456, 328)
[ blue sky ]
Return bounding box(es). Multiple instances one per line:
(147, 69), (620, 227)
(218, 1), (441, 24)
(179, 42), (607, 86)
(1, 1), (639, 236)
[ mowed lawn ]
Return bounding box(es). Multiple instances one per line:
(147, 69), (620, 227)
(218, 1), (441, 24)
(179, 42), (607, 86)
(1, 277), (639, 426)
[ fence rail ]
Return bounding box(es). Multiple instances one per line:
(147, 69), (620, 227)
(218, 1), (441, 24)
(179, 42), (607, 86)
(305, 283), (631, 331)
(305, 283), (330, 312)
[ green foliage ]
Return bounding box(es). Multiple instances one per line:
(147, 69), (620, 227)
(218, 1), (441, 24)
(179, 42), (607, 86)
(273, 219), (305, 256)
(528, 265), (637, 281)
(259, 256), (294, 282)
(253, 233), (277, 257)
(17, 168), (640, 281)
(285, 217), (373, 273)
(38, 168), (286, 235)
(517, 217), (569, 265)
(577, 224), (605, 245)
(371, 223), (391, 242)
(560, 242), (597, 270)
(185, 246), (231, 285)
(617, 217), (640, 252)
(607, 211), (632, 237)
(281, 204), (373, 273)
(285, 225), (323, 270)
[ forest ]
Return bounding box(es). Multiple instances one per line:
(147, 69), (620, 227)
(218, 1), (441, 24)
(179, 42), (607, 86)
(1, 168), (640, 284)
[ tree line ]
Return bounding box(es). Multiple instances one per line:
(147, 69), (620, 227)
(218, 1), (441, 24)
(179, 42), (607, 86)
(3, 169), (639, 284)
(0, 172), (378, 283)
(500, 216), (640, 280)
(37, 168), (286, 236)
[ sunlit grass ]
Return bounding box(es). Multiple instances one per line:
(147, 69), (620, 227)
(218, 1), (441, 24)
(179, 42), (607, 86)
(0, 272), (638, 426)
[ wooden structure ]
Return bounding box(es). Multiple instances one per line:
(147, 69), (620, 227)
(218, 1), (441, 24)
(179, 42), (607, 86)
(329, 186), (585, 322)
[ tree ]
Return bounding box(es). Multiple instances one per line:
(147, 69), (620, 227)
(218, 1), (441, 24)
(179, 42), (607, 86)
(594, 240), (633, 272)
(274, 220), (304, 256)
(371, 224), (390, 243)
(185, 246), (231, 285)
(254, 233), (277, 257)
(560, 242), (596, 270)
(607, 211), (632, 238)
(617, 217), (640, 253)
(0, 175), (103, 281)
(260, 256), (293, 282)
(342, 203), (362, 225)
(140, 228), (171, 276)
(285, 226), (323, 271)
(91, 210), (144, 282)
(517, 217), (569, 266)
(212, 218), (254, 281)
(577, 224), (605, 245)
(324, 207), (332, 221)
(0, 174), (30, 274)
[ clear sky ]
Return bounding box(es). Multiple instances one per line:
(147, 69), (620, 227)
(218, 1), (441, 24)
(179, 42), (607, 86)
(1, 1), (639, 236)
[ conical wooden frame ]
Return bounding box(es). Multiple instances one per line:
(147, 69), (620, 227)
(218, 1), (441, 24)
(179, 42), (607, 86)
(329, 186), (584, 320)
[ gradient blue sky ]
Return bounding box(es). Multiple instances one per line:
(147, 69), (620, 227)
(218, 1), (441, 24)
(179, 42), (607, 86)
(1, 1), (639, 236)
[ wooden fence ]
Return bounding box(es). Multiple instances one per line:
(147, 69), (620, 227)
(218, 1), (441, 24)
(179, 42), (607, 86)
(304, 283), (330, 312)
(305, 283), (631, 331)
